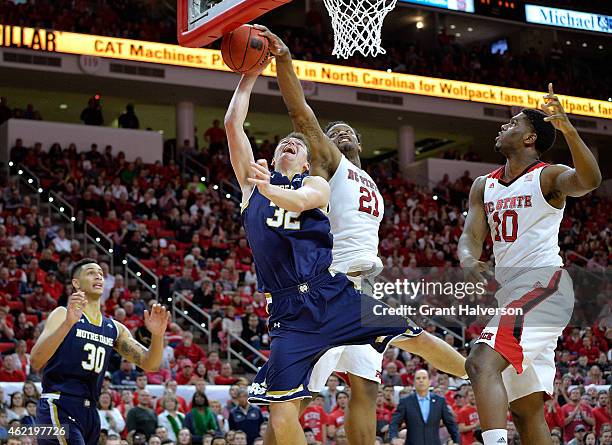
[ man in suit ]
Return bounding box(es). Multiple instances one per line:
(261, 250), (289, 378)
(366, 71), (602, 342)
(389, 370), (460, 445)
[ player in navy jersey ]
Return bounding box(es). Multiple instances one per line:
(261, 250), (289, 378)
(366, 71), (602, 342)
(225, 66), (443, 445)
(30, 258), (170, 445)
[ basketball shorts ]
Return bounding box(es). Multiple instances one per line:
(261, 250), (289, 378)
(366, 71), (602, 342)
(475, 267), (574, 402)
(37, 393), (100, 445)
(248, 270), (420, 404)
(308, 273), (422, 392)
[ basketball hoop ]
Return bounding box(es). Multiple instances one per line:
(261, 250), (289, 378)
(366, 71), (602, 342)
(323, 0), (397, 59)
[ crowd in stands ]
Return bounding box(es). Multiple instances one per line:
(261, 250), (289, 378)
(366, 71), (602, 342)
(0, 118), (609, 445)
(2, 1), (612, 101)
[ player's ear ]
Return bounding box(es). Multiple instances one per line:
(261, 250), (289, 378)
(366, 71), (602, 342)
(524, 132), (537, 146)
(302, 161), (311, 173)
(72, 277), (80, 291)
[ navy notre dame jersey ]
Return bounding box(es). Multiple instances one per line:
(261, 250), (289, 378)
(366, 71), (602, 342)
(42, 313), (119, 401)
(242, 171), (333, 292)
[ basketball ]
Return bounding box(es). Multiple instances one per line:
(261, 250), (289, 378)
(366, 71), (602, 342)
(221, 25), (270, 75)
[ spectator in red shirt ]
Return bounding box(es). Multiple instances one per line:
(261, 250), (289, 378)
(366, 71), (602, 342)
(457, 389), (480, 445)
(564, 327), (583, 354)
(122, 301), (143, 331)
(592, 390), (611, 436)
(173, 331), (206, 364)
(25, 284), (56, 317)
(544, 398), (565, 431)
(213, 362), (239, 385)
(176, 359), (198, 385)
(561, 388), (595, 443)
(300, 396), (328, 443)
(578, 337), (601, 364)
(382, 348), (406, 374)
(382, 384), (397, 412)
(327, 391), (349, 428)
(375, 391), (393, 435)
(42, 272), (63, 301)
(205, 351), (222, 373)
(0, 355), (26, 382)
(203, 119), (226, 152)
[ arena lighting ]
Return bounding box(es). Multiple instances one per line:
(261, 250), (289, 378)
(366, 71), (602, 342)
(8, 161), (13, 167)
(433, 195), (438, 201)
(200, 176), (206, 182)
(37, 188), (43, 193)
(152, 284), (157, 289)
(59, 207), (65, 212)
(136, 272), (142, 277)
(48, 197), (54, 202)
(71, 217), (76, 221)
(183, 310), (188, 315)
(17, 169), (23, 175)
(200, 323), (206, 328)
(122, 259), (128, 265)
(449, 24), (456, 29)
(95, 237), (101, 242)
(463, 211), (468, 216)
(27, 178), (33, 184)
(386, 68), (392, 73)
(416, 21), (424, 29)
(225, 193), (231, 199)
(59, 104), (68, 109)
(213, 185), (219, 190)
(455, 33), (461, 37)
(244, 122), (251, 127)
(108, 248), (113, 253)
(582, 43), (588, 48)
(599, 45), (604, 50)
(467, 27), (474, 32)
(566, 40), (571, 45)
(167, 297), (172, 302)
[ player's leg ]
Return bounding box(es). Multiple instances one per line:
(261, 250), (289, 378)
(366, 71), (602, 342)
(391, 331), (467, 377)
(37, 397), (86, 445)
(343, 374), (378, 445)
(269, 400), (307, 445)
(464, 343), (511, 444)
(264, 397), (312, 445)
(509, 392), (552, 445)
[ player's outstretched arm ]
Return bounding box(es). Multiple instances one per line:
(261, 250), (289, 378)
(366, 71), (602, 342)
(458, 176), (490, 283)
(255, 25), (341, 180)
(248, 159), (330, 212)
(540, 83), (602, 197)
(224, 73), (262, 197)
(30, 291), (86, 370)
(113, 304), (170, 372)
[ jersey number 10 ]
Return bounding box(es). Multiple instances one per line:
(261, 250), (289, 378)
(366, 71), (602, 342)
(82, 343), (106, 373)
(492, 210), (518, 242)
(358, 187), (380, 217)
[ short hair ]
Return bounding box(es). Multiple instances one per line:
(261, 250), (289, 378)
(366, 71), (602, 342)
(71, 258), (98, 279)
(521, 108), (557, 155)
(283, 131), (311, 162)
(323, 120), (362, 143)
(335, 391), (349, 401)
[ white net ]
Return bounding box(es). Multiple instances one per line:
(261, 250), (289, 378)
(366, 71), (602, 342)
(323, 0), (397, 59)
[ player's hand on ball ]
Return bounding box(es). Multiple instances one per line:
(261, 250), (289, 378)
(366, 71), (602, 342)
(247, 159), (272, 194)
(144, 304), (170, 336)
(253, 25), (290, 59)
(243, 57), (272, 79)
(66, 291), (86, 326)
(541, 83), (574, 134)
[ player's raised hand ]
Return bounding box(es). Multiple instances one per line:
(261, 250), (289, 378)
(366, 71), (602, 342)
(461, 258), (490, 285)
(144, 304), (170, 337)
(253, 25), (290, 59)
(66, 291), (86, 326)
(247, 159), (272, 194)
(242, 57), (272, 80)
(541, 83), (574, 134)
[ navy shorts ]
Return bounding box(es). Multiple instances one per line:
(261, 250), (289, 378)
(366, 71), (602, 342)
(248, 271), (420, 404)
(37, 394), (100, 445)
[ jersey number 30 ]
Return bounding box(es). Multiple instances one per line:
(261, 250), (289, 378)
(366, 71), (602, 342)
(82, 343), (106, 373)
(266, 203), (301, 230)
(492, 210), (518, 242)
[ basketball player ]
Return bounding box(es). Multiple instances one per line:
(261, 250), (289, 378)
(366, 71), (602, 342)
(226, 67), (457, 445)
(30, 258), (170, 445)
(256, 25), (466, 445)
(458, 84), (601, 445)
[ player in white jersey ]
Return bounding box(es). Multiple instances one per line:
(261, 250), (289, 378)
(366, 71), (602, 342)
(257, 25), (467, 445)
(458, 84), (601, 445)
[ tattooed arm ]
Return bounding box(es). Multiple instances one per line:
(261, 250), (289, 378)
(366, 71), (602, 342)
(113, 304), (169, 371)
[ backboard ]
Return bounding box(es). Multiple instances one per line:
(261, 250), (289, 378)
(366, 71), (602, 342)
(177, 0), (293, 48)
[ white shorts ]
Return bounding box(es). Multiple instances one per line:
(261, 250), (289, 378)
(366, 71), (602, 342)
(308, 344), (384, 392)
(476, 268), (574, 402)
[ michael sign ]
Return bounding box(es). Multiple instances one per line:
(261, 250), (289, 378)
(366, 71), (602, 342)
(525, 4), (612, 34)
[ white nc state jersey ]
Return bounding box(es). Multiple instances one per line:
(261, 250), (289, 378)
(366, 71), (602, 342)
(484, 161), (564, 284)
(328, 155), (384, 276)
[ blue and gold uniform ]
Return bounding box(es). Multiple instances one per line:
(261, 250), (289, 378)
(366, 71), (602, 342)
(37, 313), (118, 445)
(244, 171), (415, 404)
